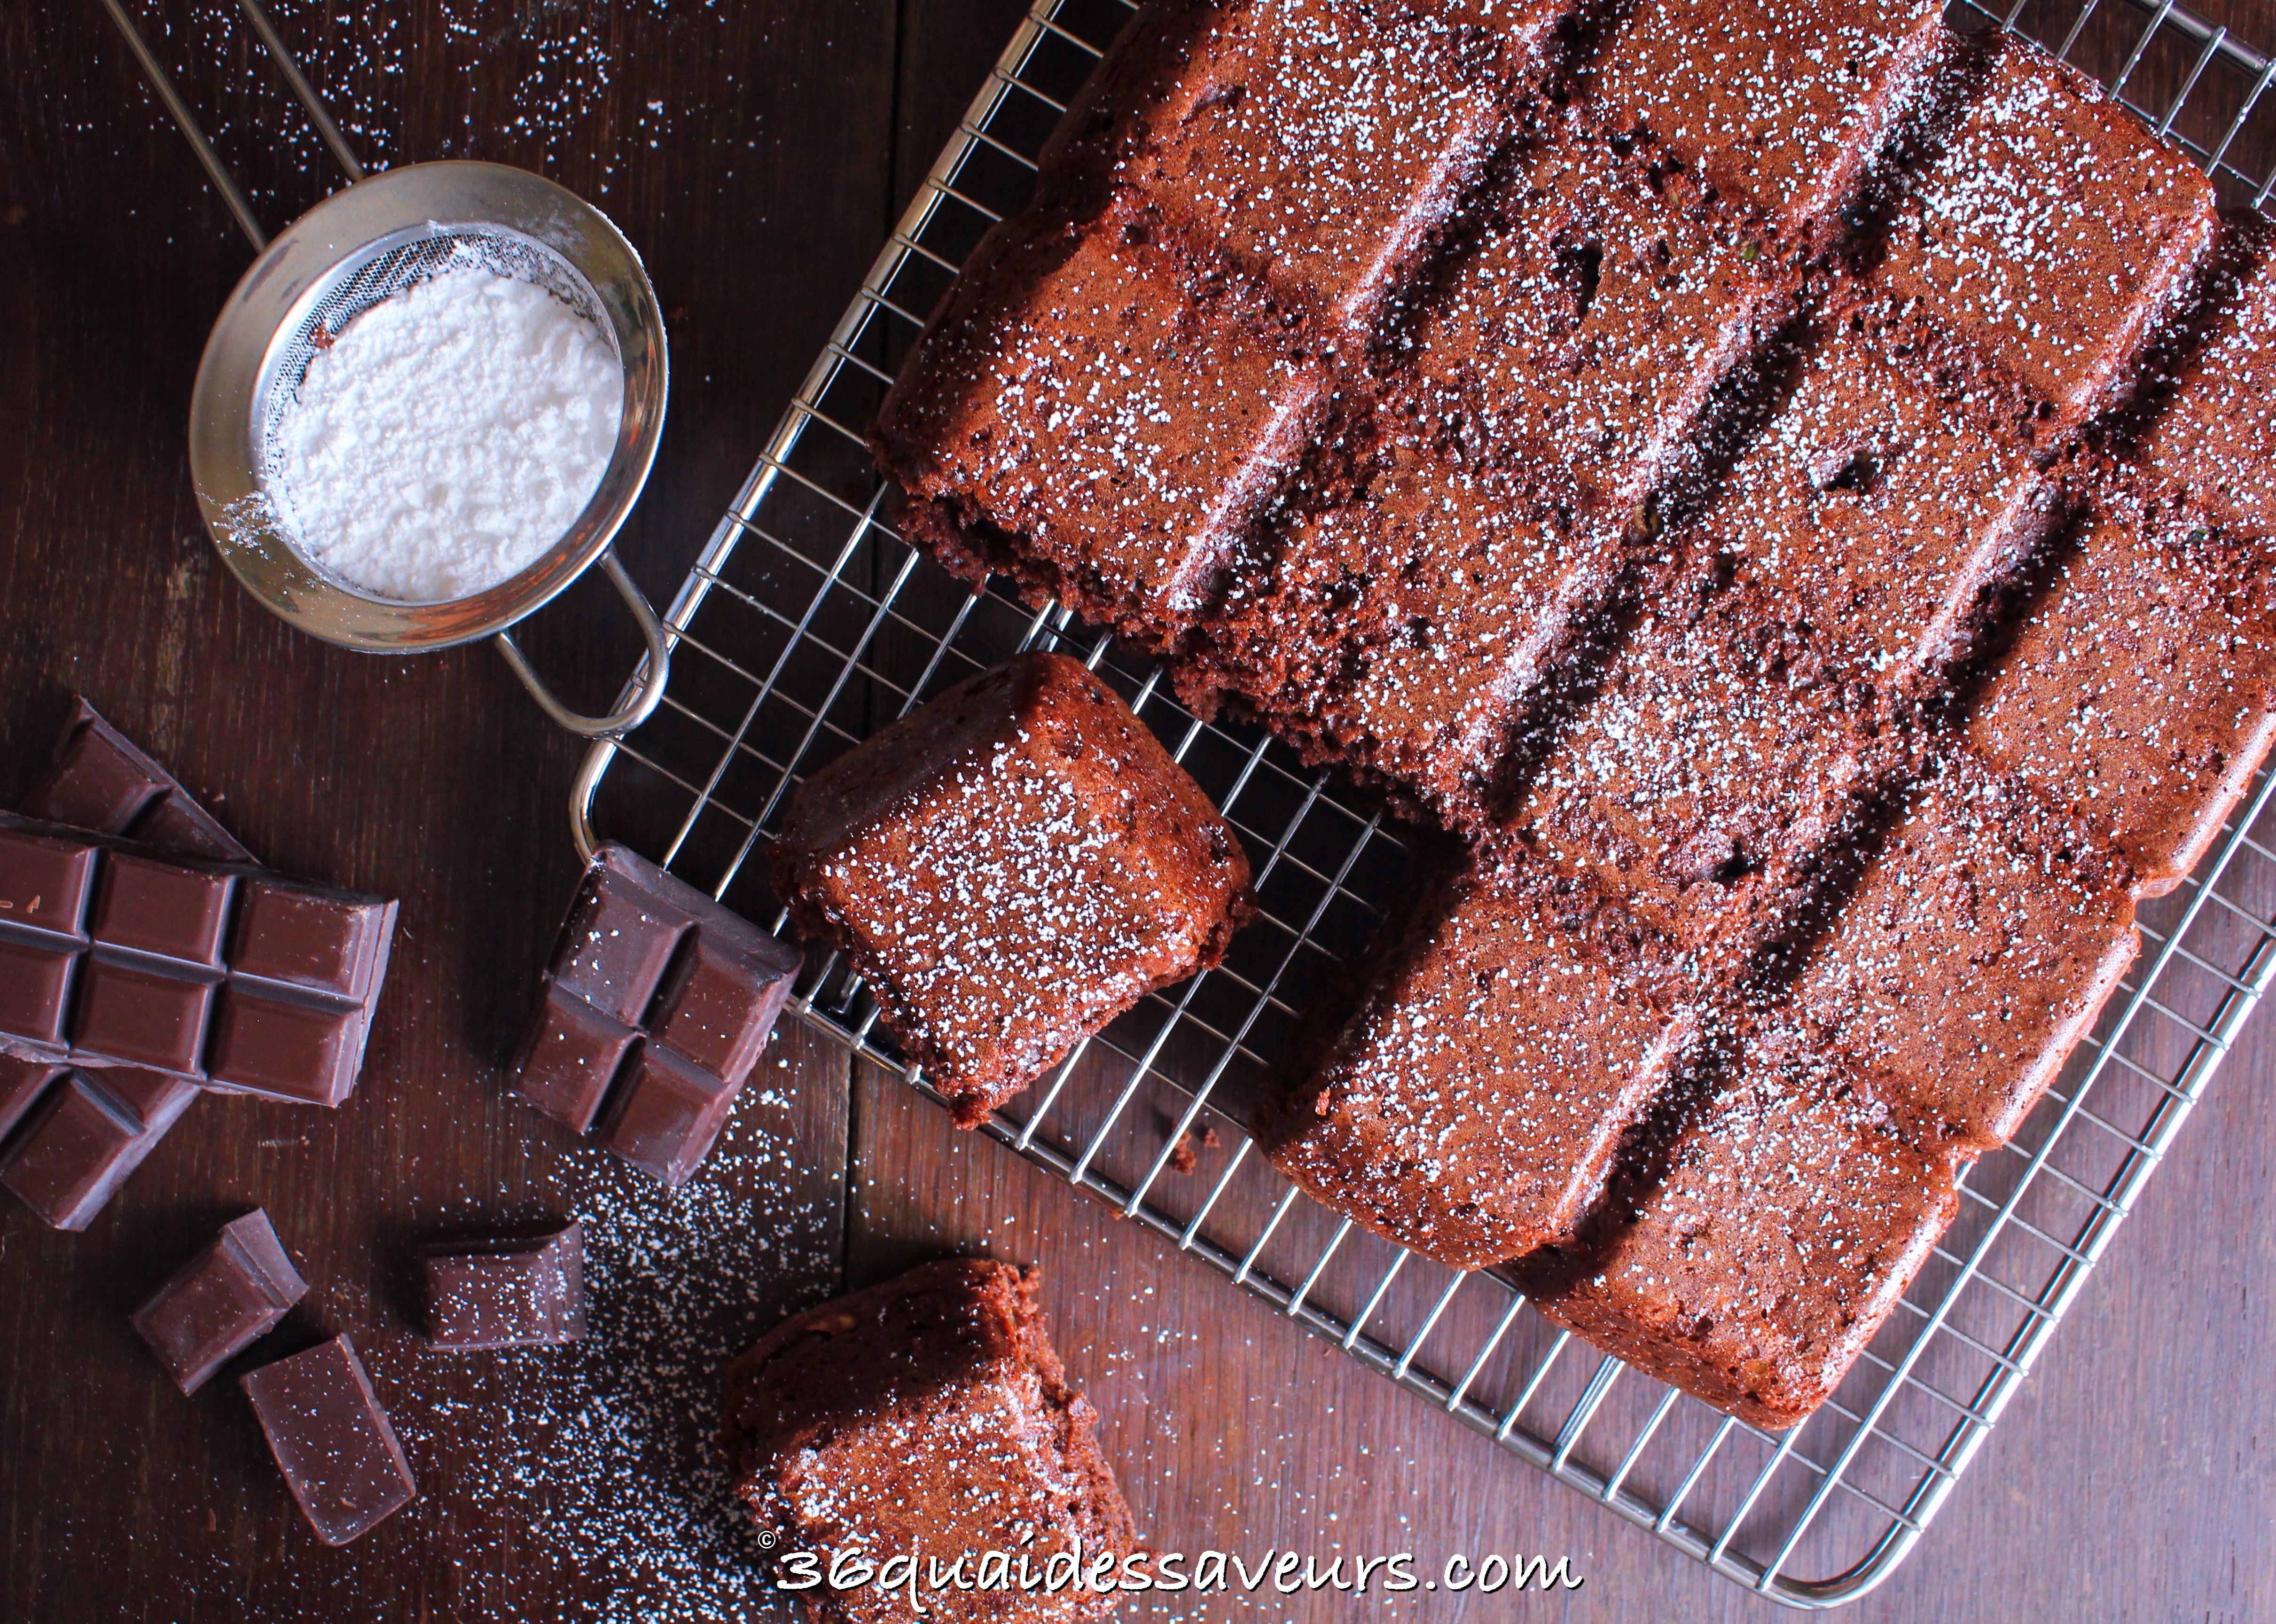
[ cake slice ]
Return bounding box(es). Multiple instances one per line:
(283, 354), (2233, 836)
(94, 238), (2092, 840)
(773, 652), (1251, 1123)
(1961, 485), (2276, 895)
(1525, 1029), (1963, 1429)
(1040, 0), (1512, 336)
(1583, 0), (1951, 251)
(1797, 755), (2140, 1152)
(1877, 39), (2217, 424)
(874, 215), (1326, 653)
(1268, 848), (1695, 1269)
(722, 1259), (1138, 1624)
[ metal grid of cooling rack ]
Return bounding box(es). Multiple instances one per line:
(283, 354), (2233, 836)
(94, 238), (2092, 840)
(573, 0), (2276, 1605)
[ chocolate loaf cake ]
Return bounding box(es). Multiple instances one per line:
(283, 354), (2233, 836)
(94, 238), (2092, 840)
(864, 1), (2276, 1428)
(722, 1259), (1138, 1624)
(1267, 847), (1695, 1269)
(773, 652), (1251, 1123)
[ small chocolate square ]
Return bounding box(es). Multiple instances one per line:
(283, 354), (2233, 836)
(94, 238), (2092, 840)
(205, 987), (362, 1108)
(0, 936), (79, 1049)
(70, 956), (213, 1073)
(0, 824), (98, 938)
(0, 1067), (200, 1231)
(421, 1220), (585, 1351)
(130, 1209), (307, 1392)
(549, 863), (691, 1025)
(0, 1055), (63, 1143)
(514, 984), (640, 1134)
(240, 1335), (417, 1546)
(89, 853), (237, 967)
(23, 712), (164, 833)
(230, 882), (392, 999)
(649, 933), (798, 1084)
(594, 1044), (739, 1188)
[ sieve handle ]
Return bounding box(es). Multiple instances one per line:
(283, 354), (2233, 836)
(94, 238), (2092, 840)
(492, 551), (671, 739)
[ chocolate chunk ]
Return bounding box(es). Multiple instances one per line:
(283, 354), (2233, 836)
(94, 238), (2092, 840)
(239, 1335), (416, 1545)
(0, 822), (98, 937)
(0, 815), (396, 1108)
(420, 1219), (584, 1350)
(516, 844), (799, 1185)
(0, 1054), (62, 1141)
(229, 881), (393, 999)
(512, 983), (639, 1135)
(23, 698), (253, 863)
(594, 1045), (739, 1188)
(0, 1065), (200, 1230)
(130, 1209), (307, 1393)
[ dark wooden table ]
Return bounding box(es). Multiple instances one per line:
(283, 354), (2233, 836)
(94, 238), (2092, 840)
(4, 2), (2274, 1618)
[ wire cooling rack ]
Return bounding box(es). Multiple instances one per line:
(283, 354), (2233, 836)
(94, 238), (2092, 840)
(573, 0), (2276, 1605)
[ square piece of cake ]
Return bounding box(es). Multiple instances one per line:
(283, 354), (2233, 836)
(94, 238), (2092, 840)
(1687, 316), (2055, 701)
(1189, 439), (1626, 828)
(1386, 130), (1787, 520)
(1877, 40), (2217, 422)
(1584, 0), (1951, 249)
(874, 216), (1326, 653)
(1042, 0), (1510, 335)
(1525, 1030), (1962, 1429)
(722, 1259), (1138, 1624)
(1269, 848), (1695, 1269)
(1961, 487), (2276, 894)
(1508, 560), (1878, 946)
(2139, 216), (2276, 537)
(1797, 755), (2140, 1151)
(773, 652), (1252, 1124)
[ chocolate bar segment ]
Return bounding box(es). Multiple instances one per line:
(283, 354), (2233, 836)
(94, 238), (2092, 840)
(130, 1209), (307, 1393)
(0, 1054), (62, 1142)
(421, 1219), (584, 1350)
(23, 698), (253, 863)
(0, 815), (396, 1108)
(240, 1335), (416, 1545)
(516, 844), (799, 1185)
(0, 1065), (200, 1230)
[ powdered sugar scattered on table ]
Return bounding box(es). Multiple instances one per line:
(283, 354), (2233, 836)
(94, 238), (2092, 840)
(272, 262), (622, 603)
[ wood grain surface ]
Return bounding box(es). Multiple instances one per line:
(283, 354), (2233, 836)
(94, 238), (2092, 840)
(3, 2), (2273, 1620)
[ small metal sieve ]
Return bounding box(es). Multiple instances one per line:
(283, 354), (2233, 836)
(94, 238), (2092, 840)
(188, 160), (672, 736)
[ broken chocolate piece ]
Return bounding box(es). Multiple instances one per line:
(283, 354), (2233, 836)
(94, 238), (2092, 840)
(23, 698), (253, 863)
(0, 1065), (200, 1231)
(130, 1209), (307, 1393)
(0, 815), (396, 1107)
(515, 843), (800, 1185)
(420, 1219), (584, 1350)
(240, 1335), (416, 1545)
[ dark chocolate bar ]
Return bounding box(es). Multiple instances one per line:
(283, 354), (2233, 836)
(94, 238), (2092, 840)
(0, 816), (395, 1107)
(515, 844), (799, 1187)
(0, 1061), (200, 1230)
(240, 1334), (416, 1545)
(24, 698), (253, 863)
(130, 1208), (307, 1392)
(421, 1218), (585, 1350)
